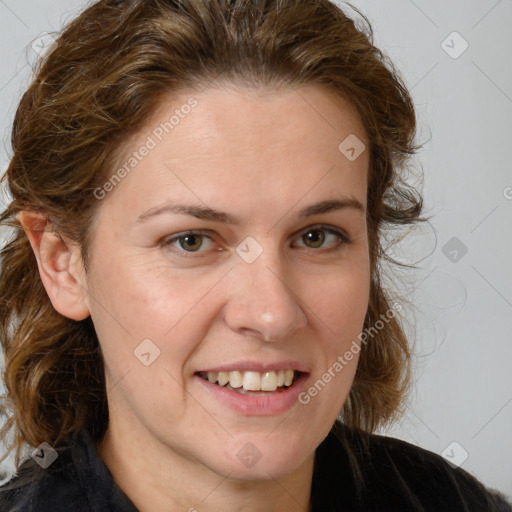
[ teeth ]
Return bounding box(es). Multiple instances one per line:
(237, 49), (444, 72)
(261, 371), (278, 391)
(243, 371), (261, 391)
(229, 371), (243, 389)
(202, 369), (297, 392)
(218, 371), (229, 386)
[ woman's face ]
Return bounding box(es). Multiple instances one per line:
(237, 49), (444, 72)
(84, 83), (370, 479)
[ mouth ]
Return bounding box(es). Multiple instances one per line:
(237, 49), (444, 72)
(196, 369), (301, 396)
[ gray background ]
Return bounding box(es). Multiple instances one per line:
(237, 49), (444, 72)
(0, 0), (510, 497)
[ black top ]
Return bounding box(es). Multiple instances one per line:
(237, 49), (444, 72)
(0, 421), (510, 511)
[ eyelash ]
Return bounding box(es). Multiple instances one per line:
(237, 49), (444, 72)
(159, 224), (352, 258)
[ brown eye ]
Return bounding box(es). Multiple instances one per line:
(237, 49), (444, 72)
(302, 229), (325, 249)
(177, 234), (204, 252)
(162, 231), (215, 254)
(294, 225), (351, 251)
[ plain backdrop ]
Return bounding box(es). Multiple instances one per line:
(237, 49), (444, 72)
(0, 0), (511, 498)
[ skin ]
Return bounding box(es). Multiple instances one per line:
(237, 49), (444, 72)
(20, 82), (370, 512)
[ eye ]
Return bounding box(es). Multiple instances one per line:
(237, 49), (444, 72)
(160, 224), (351, 257)
(293, 225), (351, 251)
(161, 231), (216, 253)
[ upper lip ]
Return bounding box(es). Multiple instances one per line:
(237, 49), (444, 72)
(197, 360), (310, 374)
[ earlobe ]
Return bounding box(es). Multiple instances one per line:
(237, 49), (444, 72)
(18, 211), (91, 321)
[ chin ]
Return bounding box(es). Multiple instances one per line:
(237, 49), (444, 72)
(204, 434), (315, 481)
(213, 457), (307, 482)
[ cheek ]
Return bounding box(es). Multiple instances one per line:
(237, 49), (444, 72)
(87, 250), (223, 372)
(88, 243), (181, 330)
(309, 262), (370, 341)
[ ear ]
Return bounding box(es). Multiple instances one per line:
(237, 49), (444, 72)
(18, 211), (91, 321)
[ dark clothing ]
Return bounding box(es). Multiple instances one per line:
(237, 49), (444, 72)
(0, 421), (510, 511)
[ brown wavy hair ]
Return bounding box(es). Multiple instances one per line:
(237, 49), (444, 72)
(0, 0), (428, 468)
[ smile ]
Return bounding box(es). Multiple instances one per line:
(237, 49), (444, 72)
(197, 369), (299, 394)
(195, 367), (308, 415)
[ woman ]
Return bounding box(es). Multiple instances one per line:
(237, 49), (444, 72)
(0, 0), (509, 510)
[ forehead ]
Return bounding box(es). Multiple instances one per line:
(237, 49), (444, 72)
(101, 83), (368, 220)
(148, 82), (366, 155)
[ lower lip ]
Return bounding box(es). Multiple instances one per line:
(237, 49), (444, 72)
(194, 372), (309, 416)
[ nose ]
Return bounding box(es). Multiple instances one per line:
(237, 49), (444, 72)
(223, 252), (307, 342)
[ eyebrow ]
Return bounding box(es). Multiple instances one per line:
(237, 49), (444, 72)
(136, 197), (365, 225)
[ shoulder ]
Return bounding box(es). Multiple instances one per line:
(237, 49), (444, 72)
(364, 429), (511, 510)
(0, 429), (138, 512)
(0, 445), (86, 512)
(313, 421), (512, 512)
